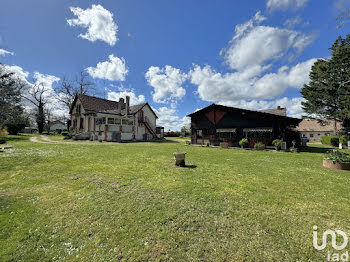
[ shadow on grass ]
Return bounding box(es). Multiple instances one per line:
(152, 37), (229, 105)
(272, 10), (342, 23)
(5, 135), (30, 142)
(298, 146), (334, 154)
(175, 164), (197, 169)
(152, 139), (180, 144)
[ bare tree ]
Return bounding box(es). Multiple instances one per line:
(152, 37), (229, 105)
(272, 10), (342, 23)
(20, 82), (50, 134)
(56, 71), (94, 110)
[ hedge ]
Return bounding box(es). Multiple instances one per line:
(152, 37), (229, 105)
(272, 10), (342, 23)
(321, 136), (349, 147)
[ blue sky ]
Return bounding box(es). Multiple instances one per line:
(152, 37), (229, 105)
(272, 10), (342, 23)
(0, 0), (350, 130)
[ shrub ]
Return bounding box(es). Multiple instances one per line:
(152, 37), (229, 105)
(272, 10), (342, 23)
(0, 129), (8, 144)
(220, 142), (229, 148)
(324, 150), (350, 163)
(239, 138), (249, 148)
(321, 136), (339, 147)
(254, 142), (265, 151)
(340, 136), (349, 145)
(61, 131), (69, 136)
(272, 139), (282, 149)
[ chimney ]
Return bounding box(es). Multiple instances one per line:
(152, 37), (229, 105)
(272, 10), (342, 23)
(119, 98), (124, 115)
(126, 96), (130, 115)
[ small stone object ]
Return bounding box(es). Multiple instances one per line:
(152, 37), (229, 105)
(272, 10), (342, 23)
(174, 152), (186, 167)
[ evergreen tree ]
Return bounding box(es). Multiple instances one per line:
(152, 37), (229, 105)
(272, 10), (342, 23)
(301, 35), (350, 134)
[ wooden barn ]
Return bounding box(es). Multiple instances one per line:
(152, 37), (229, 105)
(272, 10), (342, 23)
(187, 104), (302, 147)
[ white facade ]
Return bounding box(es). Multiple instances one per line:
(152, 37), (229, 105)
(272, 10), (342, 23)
(300, 131), (334, 141)
(70, 95), (158, 142)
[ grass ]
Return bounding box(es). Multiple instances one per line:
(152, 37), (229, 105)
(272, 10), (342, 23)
(1, 136), (350, 261)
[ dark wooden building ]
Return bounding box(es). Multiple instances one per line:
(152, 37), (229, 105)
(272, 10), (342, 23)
(187, 104), (302, 147)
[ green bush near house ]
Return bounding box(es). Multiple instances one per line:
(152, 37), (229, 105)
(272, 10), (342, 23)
(340, 136), (349, 145)
(239, 138), (249, 148)
(220, 142), (228, 148)
(254, 142), (265, 151)
(321, 136), (339, 147)
(272, 139), (282, 150)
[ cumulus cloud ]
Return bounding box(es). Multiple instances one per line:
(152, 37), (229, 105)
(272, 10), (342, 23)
(221, 11), (314, 72)
(267, 0), (309, 11)
(3, 64), (67, 118)
(108, 90), (145, 105)
(188, 11), (317, 107)
(86, 54), (128, 81)
(0, 48), (14, 56)
(67, 4), (118, 46)
(145, 65), (187, 103)
(153, 106), (190, 131)
(190, 58), (316, 103)
(220, 97), (306, 118)
(3, 64), (29, 81)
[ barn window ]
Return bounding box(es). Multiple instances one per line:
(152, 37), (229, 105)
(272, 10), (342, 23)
(196, 130), (203, 138)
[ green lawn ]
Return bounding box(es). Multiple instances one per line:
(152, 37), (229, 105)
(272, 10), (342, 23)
(0, 136), (349, 261)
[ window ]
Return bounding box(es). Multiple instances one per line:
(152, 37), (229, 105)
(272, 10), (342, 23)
(95, 118), (106, 125)
(80, 117), (84, 129)
(310, 134), (314, 138)
(108, 118), (115, 124)
(122, 119), (133, 125)
(196, 130), (203, 138)
(76, 104), (81, 114)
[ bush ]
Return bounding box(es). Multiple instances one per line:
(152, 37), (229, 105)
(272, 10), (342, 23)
(61, 131), (69, 136)
(239, 138), (249, 148)
(254, 142), (265, 151)
(321, 136), (339, 147)
(272, 139), (282, 149)
(340, 136), (349, 145)
(324, 150), (350, 163)
(220, 142), (229, 148)
(0, 129), (8, 144)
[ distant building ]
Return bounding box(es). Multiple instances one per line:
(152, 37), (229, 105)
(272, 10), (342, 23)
(49, 120), (67, 131)
(187, 104), (301, 147)
(69, 94), (159, 142)
(296, 119), (342, 141)
(156, 126), (164, 139)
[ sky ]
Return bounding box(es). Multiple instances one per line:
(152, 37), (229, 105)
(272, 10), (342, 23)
(1, 0), (350, 130)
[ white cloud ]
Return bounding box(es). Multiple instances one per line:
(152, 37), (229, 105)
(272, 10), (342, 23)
(0, 48), (14, 56)
(145, 65), (187, 103)
(86, 54), (128, 81)
(2, 64), (29, 81)
(284, 16), (302, 28)
(221, 11), (314, 72)
(190, 58), (316, 103)
(108, 90), (145, 105)
(189, 12), (317, 106)
(267, 0), (309, 11)
(67, 4), (118, 46)
(153, 106), (190, 131)
(220, 97), (306, 118)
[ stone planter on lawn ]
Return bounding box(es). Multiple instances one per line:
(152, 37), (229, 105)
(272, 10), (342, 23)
(174, 153), (186, 167)
(323, 159), (350, 171)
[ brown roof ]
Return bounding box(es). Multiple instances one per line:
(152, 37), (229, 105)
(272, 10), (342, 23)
(187, 104), (301, 122)
(70, 94), (157, 118)
(296, 119), (342, 132)
(259, 107), (287, 116)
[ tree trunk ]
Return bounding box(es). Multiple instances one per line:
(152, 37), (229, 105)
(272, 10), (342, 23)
(37, 103), (45, 134)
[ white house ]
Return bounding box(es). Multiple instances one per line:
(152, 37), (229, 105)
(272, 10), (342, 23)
(49, 120), (67, 131)
(296, 119), (342, 141)
(69, 94), (159, 142)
